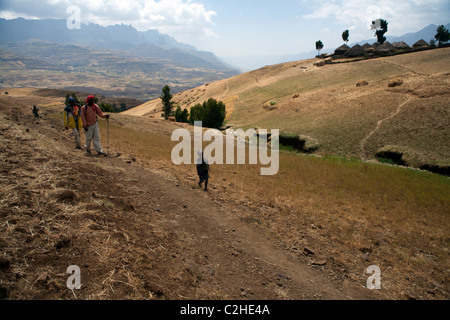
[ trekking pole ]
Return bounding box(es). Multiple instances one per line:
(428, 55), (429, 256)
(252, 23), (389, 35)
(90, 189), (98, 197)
(107, 117), (110, 156)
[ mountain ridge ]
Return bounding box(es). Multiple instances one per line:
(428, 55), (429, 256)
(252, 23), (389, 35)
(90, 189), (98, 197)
(0, 18), (237, 73)
(0, 18), (239, 100)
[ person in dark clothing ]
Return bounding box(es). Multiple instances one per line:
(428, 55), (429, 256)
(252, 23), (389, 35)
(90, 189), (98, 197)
(196, 150), (209, 191)
(32, 105), (39, 117)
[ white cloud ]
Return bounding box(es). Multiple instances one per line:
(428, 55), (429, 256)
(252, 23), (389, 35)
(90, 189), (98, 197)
(140, 0), (216, 28)
(0, 0), (217, 40)
(0, 10), (39, 20)
(302, 0), (449, 36)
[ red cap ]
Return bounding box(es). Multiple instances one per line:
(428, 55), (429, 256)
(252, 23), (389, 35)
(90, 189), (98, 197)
(85, 95), (95, 104)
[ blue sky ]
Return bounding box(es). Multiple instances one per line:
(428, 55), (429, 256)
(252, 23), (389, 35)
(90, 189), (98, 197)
(198, 0), (310, 55)
(1, 0), (449, 67)
(197, 0), (450, 57)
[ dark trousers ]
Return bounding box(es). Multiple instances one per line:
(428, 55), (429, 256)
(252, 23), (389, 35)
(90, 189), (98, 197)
(197, 166), (209, 189)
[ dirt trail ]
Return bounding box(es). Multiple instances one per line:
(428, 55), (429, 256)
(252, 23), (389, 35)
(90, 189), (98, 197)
(379, 59), (423, 76)
(0, 102), (381, 300)
(125, 162), (375, 300)
(360, 96), (413, 159)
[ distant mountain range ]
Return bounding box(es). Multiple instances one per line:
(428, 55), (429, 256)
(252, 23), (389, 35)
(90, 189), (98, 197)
(224, 23), (450, 71)
(0, 18), (239, 100)
(0, 18), (236, 71)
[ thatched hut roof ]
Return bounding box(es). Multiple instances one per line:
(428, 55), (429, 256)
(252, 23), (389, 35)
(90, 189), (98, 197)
(361, 43), (373, 51)
(413, 39), (429, 47)
(393, 41), (410, 49)
(334, 44), (350, 55)
(345, 44), (365, 57)
(376, 41), (396, 53)
(372, 42), (380, 48)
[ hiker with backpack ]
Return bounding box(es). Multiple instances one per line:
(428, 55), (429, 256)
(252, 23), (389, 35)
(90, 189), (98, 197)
(196, 150), (210, 191)
(80, 95), (110, 156)
(64, 97), (83, 149)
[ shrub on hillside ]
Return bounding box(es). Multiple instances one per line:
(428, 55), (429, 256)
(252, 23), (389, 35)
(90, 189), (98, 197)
(174, 106), (189, 123)
(188, 98), (226, 129)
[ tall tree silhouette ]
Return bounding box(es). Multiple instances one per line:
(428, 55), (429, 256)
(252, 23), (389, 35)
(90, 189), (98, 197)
(160, 85), (173, 120)
(372, 19), (388, 44)
(435, 25), (450, 46)
(315, 40), (324, 56)
(342, 30), (349, 44)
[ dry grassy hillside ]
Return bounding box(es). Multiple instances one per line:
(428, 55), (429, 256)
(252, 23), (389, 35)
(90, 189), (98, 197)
(122, 58), (319, 118)
(125, 48), (450, 171)
(1, 88), (449, 300)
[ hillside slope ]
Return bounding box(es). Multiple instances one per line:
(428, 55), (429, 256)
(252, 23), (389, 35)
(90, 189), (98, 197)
(0, 89), (381, 301)
(126, 48), (450, 170)
(1, 88), (449, 300)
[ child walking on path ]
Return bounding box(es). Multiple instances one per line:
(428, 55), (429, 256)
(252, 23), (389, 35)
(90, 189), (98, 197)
(196, 150), (209, 191)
